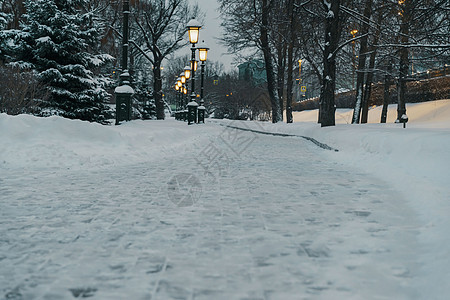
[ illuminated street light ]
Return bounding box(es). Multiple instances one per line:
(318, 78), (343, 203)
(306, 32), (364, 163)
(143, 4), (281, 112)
(186, 19), (202, 125)
(197, 41), (209, 123)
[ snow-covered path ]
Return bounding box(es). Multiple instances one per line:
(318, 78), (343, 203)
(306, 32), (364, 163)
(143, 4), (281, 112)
(1, 123), (422, 299)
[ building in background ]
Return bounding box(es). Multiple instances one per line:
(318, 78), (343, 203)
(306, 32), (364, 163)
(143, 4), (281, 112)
(238, 60), (266, 86)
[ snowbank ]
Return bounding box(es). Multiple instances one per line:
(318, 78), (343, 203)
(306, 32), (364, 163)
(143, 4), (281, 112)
(0, 115), (220, 171)
(292, 99), (450, 127)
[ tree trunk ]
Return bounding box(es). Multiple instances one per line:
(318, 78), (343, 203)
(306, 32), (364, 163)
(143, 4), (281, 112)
(360, 52), (374, 124)
(153, 59), (165, 120)
(381, 62), (392, 123)
(285, 0), (295, 124)
(319, 0), (341, 127)
(397, 0), (411, 122)
(261, 0), (282, 123)
(276, 42), (286, 122)
(361, 18), (381, 124)
(351, 0), (372, 124)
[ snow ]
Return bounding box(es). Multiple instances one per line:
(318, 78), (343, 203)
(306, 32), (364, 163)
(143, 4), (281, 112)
(35, 36), (51, 43)
(114, 84), (134, 94)
(1, 99), (449, 299)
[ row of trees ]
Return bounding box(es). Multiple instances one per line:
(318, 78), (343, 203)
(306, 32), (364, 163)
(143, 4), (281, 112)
(1, 0), (448, 125)
(218, 0), (450, 126)
(0, 0), (201, 122)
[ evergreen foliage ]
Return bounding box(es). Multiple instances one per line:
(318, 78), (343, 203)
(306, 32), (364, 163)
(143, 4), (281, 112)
(9, 0), (113, 123)
(134, 82), (156, 120)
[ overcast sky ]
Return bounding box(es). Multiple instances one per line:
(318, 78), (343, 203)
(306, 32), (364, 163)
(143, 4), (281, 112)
(186, 0), (234, 71)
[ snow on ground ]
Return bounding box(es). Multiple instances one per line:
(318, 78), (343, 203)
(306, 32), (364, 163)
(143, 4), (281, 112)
(230, 99), (450, 298)
(0, 99), (449, 299)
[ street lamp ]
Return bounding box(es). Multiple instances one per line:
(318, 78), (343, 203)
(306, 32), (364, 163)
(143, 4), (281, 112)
(298, 59), (302, 83)
(187, 19), (201, 44)
(115, 0), (134, 125)
(184, 66), (191, 80)
(186, 19), (202, 125)
(350, 29), (358, 90)
(174, 84), (180, 119)
(198, 41), (209, 62)
(197, 40), (209, 123)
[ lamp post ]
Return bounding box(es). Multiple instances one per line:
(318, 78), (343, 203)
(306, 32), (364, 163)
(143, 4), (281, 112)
(298, 59), (302, 83)
(186, 19), (201, 125)
(176, 78), (183, 120)
(197, 41), (209, 123)
(175, 84), (180, 120)
(115, 0), (134, 125)
(183, 85), (188, 121)
(297, 59), (303, 99)
(350, 29), (358, 90)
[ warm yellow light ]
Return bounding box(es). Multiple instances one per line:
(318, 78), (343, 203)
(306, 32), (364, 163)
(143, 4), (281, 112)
(177, 79), (182, 88)
(199, 48), (208, 61)
(298, 59), (302, 80)
(184, 66), (191, 79)
(183, 87), (187, 94)
(181, 75), (186, 84)
(175, 85), (179, 91)
(186, 19), (202, 44)
(191, 60), (198, 72)
(350, 29), (358, 37)
(198, 41), (209, 62)
(189, 28), (199, 44)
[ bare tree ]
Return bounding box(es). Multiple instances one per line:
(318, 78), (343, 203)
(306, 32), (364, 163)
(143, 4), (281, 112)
(0, 64), (47, 115)
(351, 0), (372, 124)
(130, 0), (201, 119)
(218, 0), (282, 123)
(319, 0), (342, 127)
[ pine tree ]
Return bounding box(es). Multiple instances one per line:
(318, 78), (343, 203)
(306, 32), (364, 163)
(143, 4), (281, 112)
(0, 12), (7, 30)
(14, 0), (113, 123)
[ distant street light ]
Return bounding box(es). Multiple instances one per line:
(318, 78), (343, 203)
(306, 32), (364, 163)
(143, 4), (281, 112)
(184, 66), (191, 80)
(191, 60), (198, 72)
(298, 59), (302, 83)
(175, 84), (180, 119)
(350, 29), (358, 90)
